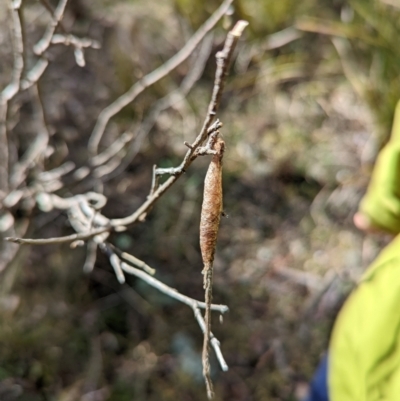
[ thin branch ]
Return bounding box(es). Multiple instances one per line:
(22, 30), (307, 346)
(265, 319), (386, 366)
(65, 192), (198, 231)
(22, 0), (99, 90)
(154, 120), (222, 176)
(120, 260), (229, 371)
(33, 0), (69, 56)
(97, 33), (215, 182)
(51, 34), (100, 67)
(193, 307), (229, 372)
(88, 0), (234, 155)
(20, 59), (49, 90)
(5, 226), (110, 245)
(83, 240), (97, 273)
(120, 262), (229, 314)
(109, 253), (126, 284)
(111, 21), (248, 228)
(100, 243), (229, 371)
(10, 85), (50, 188)
(0, 0), (24, 193)
(106, 243), (156, 275)
(120, 252), (156, 275)
(137, 165), (159, 222)
(1, 0), (24, 102)
(90, 132), (134, 167)
(51, 33), (100, 49)
(37, 161), (75, 182)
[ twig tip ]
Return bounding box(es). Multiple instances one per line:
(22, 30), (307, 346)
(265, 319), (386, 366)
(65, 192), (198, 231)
(4, 237), (19, 243)
(231, 20), (249, 37)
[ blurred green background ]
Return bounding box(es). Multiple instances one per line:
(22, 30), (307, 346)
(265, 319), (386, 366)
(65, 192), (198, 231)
(0, 0), (399, 400)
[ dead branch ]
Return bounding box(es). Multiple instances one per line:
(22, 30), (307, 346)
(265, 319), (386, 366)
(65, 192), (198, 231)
(0, 0), (24, 194)
(10, 85), (50, 189)
(33, 0), (69, 56)
(22, 0), (100, 90)
(5, 20), (248, 252)
(119, 261), (229, 372)
(95, 32), (215, 182)
(96, 242), (229, 372)
(3, 14), (248, 397)
(1, 0), (24, 103)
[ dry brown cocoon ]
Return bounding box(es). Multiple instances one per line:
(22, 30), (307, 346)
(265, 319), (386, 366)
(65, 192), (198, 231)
(200, 138), (225, 277)
(200, 137), (225, 399)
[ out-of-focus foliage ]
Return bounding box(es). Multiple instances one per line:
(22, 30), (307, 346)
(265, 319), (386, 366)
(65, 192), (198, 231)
(0, 0), (399, 400)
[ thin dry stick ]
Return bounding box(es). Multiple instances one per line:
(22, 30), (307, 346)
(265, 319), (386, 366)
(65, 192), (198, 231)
(200, 138), (225, 399)
(193, 307), (228, 372)
(5, 226), (110, 245)
(33, 0), (68, 56)
(112, 21), (248, 228)
(10, 85), (50, 188)
(0, 0), (24, 194)
(120, 261), (228, 314)
(88, 0), (234, 155)
(1, 0), (24, 102)
(97, 32), (215, 182)
(21, 0), (68, 91)
(119, 260), (229, 371)
(22, 0), (99, 90)
(83, 240), (98, 273)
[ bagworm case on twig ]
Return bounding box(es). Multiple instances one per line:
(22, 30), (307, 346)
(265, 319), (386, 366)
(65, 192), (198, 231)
(200, 138), (225, 276)
(200, 137), (224, 399)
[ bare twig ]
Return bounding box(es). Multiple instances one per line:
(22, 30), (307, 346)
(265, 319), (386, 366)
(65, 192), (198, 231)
(101, 253), (229, 371)
(51, 34), (100, 67)
(83, 240), (98, 273)
(193, 307), (229, 372)
(120, 262), (229, 314)
(154, 120), (222, 175)
(51, 34), (100, 49)
(106, 243), (156, 275)
(1, 0), (24, 102)
(0, 0), (24, 193)
(97, 33), (215, 182)
(33, 0), (69, 56)
(10, 85), (50, 188)
(109, 253), (126, 284)
(22, 0), (99, 90)
(20, 0), (68, 91)
(37, 161), (76, 182)
(90, 132), (134, 167)
(5, 226), (110, 245)
(88, 0), (234, 155)
(111, 21), (248, 229)
(120, 252), (156, 275)
(20, 59), (49, 91)
(263, 26), (302, 51)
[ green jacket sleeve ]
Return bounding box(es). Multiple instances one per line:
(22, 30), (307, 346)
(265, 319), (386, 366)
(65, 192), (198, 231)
(329, 234), (400, 401)
(359, 100), (400, 233)
(329, 100), (400, 400)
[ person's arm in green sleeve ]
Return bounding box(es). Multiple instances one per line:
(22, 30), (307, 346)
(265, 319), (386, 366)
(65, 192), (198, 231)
(329, 99), (400, 400)
(355, 100), (400, 234)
